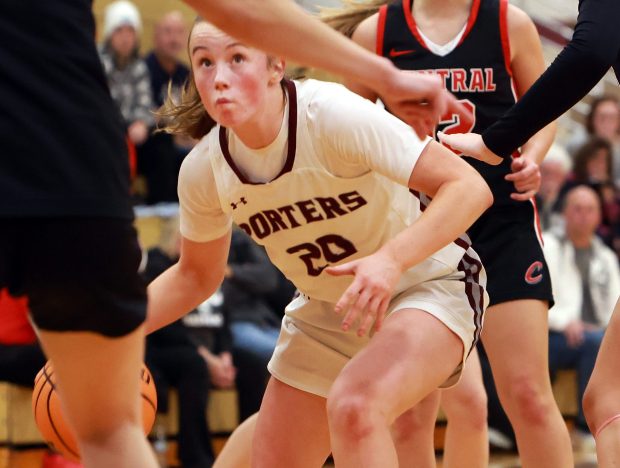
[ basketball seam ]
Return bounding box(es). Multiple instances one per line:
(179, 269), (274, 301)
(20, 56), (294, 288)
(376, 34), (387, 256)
(44, 372), (80, 460)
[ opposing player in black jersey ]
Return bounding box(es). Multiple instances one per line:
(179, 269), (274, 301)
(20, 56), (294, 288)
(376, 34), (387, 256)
(325, 0), (572, 466)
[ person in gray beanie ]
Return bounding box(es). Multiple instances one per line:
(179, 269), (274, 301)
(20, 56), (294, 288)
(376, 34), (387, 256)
(99, 0), (154, 148)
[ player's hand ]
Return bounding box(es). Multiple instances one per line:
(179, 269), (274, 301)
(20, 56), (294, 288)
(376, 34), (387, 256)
(437, 132), (503, 165)
(325, 250), (402, 337)
(506, 157), (541, 201)
(380, 71), (472, 139)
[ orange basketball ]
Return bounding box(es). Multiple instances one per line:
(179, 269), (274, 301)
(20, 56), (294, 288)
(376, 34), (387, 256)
(32, 360), (157, 462)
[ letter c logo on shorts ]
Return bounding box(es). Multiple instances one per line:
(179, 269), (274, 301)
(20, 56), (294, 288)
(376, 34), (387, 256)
(525, 261), (544, 285)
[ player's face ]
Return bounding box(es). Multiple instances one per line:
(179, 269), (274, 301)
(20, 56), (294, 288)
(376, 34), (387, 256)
(189, 22), (280, 129)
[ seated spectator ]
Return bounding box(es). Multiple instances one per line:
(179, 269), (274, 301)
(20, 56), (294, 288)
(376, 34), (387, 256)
(544, 186), (620, 445)
(536, 144), (572, 233)
(139, 11), (192, 204)
(143, 219), (235, 468)
(222, 228), (283, 422)
(559, 137), (620, 250)
(565, 95), (620, 186)
(99, 0), (154, 151)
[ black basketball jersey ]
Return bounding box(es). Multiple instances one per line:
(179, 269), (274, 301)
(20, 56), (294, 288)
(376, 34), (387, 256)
(0, 1), (132, 219)
(378, 0), (523, 212)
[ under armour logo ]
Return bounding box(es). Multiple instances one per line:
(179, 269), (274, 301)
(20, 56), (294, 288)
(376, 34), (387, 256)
(231, 197), (248, 210)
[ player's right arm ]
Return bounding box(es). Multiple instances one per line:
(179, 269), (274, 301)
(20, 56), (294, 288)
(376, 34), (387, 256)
(145, 144), (232, 334)
(146, 232), (231, 334)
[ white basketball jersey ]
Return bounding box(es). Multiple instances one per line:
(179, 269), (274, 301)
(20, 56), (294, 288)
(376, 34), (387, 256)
(182, 79), (472, 304)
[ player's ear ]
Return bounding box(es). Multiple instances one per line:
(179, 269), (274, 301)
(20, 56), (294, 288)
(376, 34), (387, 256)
(268, 57), (286, 85)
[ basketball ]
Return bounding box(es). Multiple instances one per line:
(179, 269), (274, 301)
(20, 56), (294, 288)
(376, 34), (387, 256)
(32, 360), (157, 462)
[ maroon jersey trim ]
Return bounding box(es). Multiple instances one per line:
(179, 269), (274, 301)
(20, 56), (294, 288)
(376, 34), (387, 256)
(219, 79), (298, 185)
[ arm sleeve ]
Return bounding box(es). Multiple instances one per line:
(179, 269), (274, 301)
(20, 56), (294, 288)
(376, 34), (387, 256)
(482, 0), (620, 157)
(306, 83), (431, 186)
(178, 143), (233, 242)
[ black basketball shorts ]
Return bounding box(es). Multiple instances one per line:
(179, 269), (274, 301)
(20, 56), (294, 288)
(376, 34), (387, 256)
(0, 217), (147, 337)
(468, 206), (554, 308)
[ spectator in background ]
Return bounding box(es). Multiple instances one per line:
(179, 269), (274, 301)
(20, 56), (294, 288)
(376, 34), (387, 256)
(140, 11), (192, 205)
(566, 96), (620, 186)
(222, 229), (282, 422)
(544, 185), (620, 445)
(536, 144), (573, 233)
(559, 137), (620, 251)
(142, 219), (235, 468)
(99, 0), (155, 149)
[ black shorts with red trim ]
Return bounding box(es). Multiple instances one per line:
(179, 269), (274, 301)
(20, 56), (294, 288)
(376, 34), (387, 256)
(0, 217), (147, 337)
(468, 203), (554, 308)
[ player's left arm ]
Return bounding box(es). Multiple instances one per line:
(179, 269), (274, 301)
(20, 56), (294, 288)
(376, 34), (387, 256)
(505, 4), (557, 200)
(328, 143), (492, 336)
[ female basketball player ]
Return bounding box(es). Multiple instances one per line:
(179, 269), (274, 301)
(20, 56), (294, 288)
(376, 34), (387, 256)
(146, 19), (492, 468)
(323, 1), (572, 466)
(1, 1), (469, 467)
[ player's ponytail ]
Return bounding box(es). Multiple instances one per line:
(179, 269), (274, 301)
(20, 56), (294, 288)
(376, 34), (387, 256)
(320, 0), (388, 38)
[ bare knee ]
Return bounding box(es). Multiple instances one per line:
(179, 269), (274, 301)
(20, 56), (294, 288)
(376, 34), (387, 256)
(391, 407), (435, 444)
(501, 376), (554, 426)
(443, 387), (488, 431)
(327, 383), (386, 442)
(72, 406), (142, 445)
(583, 383), (620, 434)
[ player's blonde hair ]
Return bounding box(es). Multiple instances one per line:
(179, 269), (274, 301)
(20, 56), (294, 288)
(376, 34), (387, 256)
(320, 0), (388, 38)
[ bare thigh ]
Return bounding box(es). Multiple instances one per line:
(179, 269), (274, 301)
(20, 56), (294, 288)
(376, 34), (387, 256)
(252, 378), (331, 468)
